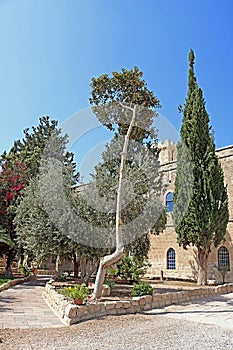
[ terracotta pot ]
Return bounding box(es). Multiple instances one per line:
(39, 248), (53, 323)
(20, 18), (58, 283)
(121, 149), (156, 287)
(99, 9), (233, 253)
(73, 299), (83, 305)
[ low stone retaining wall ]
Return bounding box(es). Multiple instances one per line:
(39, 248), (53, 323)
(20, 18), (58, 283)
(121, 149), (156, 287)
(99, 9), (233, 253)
(0, 274), (37, 292)
(43, 280), (233, 326)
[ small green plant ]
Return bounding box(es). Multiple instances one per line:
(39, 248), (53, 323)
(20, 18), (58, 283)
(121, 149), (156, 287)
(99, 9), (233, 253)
(60, 272), (68, 281)
(215, 265), (229, 284)
(104, 277), (115, 291)
(131, 281), (153, 297)
(115, 256), (151, 283)
(61, 283), (89, 300)
(19, 265), (31, 277)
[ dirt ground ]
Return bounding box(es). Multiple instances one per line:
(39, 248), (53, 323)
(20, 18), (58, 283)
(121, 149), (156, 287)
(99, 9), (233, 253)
(53, 277), (204, 301)
(105, 278), (205, 300)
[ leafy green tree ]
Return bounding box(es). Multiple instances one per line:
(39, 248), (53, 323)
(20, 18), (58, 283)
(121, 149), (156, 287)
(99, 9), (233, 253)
(93, 134), (166, 256)
(173, 50), (229, 285)
(3, 116), (78, 183)
(0, 230), (14, 246)
(0, 160), (29, 275)
(14, 128), (105, 281)
(114, 255), (151, 283)
(0, 116), (78, 274)
(89, 67), (165, 298)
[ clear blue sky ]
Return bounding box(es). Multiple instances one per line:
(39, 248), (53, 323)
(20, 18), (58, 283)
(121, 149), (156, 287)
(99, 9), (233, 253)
(0, 0), (232, 180)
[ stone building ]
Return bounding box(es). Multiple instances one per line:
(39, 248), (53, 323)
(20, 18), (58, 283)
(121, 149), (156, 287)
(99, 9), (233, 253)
(148, 139), (233, 283)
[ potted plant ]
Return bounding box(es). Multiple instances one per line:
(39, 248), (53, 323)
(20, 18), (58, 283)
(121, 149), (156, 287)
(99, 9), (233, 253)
(61, 283), (89, 305)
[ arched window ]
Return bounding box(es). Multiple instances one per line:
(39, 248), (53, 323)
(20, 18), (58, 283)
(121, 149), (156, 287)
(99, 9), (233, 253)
(167, 248), (176, 270)
(218, 246), (230, 270)
(166, 192), (174, 212)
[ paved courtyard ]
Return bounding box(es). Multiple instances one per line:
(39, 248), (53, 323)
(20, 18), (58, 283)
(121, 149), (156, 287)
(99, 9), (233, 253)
(0, 276), (233, 349)
(0, 276), (64, 329)
(146, 292), (233, 330)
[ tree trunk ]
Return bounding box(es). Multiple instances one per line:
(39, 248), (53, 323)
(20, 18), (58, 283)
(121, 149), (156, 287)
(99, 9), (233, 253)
(92, 248), (124, 299)
(55, 255), (60, 272)
(83, 260), (99, 284)
(197, 247), (209, 285)
(6, 252), (13, 276)
(92, 105), (136, 299)
(73, 253), (79, 278)
(80, 255), (87, 282)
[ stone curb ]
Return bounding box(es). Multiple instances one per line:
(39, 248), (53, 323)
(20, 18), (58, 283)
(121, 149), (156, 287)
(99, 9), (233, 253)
(0, 274), (37, 292)
(43, 280), (233, 326)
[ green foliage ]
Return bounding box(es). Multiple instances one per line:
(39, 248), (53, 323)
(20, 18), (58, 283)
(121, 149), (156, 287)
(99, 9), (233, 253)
(131, 281), (153, 297)
(90, 68), (166, 246)
(90, 66), (161, 141)
(89, 66), (165, 298)
(61, 283), (89, 300)
(14, 130), (105, 282)
(92, 134), (166, 252)
(4, 116), (78, 183)
(0, 116), (79, 275)
(0, 160), (29, 275)
(0, 276), (15, 286)
(173, 50), (229, 251)
(0, 230), (14, 247)
(104, 277), (115, 291)
(19, 265), (32, 277)
(215, 265), (229, 284)
(114, 255), (151, 283)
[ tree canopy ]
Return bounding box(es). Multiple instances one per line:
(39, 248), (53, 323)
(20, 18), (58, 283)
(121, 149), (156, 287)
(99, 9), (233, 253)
(0, 116), (79, 275)
(173, 50), (229, 285)
(89, 66), (165, 298)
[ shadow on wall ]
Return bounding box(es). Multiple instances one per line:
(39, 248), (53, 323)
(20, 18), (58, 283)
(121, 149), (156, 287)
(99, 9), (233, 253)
(188, 254), (198, 282)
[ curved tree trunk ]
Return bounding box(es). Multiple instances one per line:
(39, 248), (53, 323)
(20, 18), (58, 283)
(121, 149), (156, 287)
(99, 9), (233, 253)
(197, 247), (209, 285)
(92, 105), (136, 299)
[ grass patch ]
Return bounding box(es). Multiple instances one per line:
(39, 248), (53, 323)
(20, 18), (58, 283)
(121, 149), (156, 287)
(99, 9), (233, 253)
(0, 275), (15, 286)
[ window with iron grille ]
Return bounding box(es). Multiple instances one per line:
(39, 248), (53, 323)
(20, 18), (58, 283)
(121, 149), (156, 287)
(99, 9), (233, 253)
(167, 248), (176, 270)
(218, 246), (230, 271)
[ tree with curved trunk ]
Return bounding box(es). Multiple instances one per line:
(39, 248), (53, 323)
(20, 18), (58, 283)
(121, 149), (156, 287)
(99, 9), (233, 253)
(89, 67), (162, 298)
(173, 50), (229, 285)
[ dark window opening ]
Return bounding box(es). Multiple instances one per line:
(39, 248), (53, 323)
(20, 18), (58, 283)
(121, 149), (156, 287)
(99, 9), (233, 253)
(167, 248), (176, 270)
(218, 246), (230, 271)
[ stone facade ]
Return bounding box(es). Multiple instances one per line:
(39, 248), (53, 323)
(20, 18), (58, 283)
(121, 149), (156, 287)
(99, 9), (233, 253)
(148, 141), (233, 283)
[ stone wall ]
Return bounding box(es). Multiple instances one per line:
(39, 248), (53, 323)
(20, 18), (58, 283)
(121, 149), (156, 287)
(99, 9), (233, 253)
(148, 142), (233, 283)
(43, 279), (233, 326)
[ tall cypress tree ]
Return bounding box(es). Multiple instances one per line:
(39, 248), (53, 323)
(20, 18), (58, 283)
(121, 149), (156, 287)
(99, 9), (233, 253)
(173, 50), (229, 285)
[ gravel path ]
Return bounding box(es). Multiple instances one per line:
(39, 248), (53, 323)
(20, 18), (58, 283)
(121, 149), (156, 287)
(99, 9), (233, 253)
(1, 313), (233, 350)
(1, 276), (233, 349)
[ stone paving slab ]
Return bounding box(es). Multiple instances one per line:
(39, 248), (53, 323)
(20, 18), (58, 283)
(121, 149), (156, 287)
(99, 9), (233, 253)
(0, 276), (64, 329)
(1, 275), (233, 332)
(145, 292), (233, 330)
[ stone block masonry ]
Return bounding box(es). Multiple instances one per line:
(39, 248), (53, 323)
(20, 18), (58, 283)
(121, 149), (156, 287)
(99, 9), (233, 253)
(42, 279), (233, 326)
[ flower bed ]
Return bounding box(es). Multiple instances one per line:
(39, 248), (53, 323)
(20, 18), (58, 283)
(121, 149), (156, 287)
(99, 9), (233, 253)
(42, 278), (233, 326)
